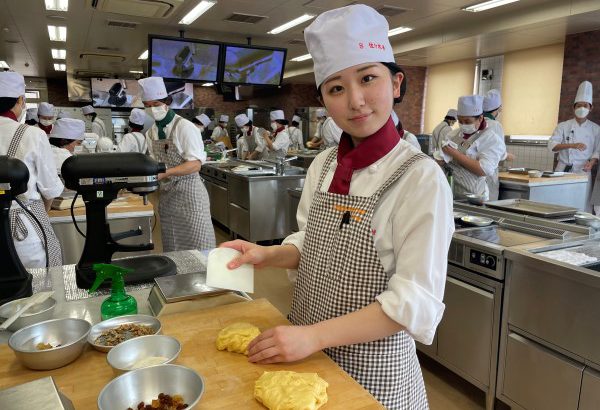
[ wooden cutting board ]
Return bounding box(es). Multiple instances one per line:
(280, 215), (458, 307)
(0, 299), (383, 409)
(498, 171), (588, 184)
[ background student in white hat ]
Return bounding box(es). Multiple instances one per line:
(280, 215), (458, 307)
(287, 114), (304, 151)
(308, 107), (343, 149)
(391, 110), (420, 150)
(442, 94), (506, 200)
(210, 114), (233, 149)
(221, 5), (453, 408)
(0, 71), (64, 268)
(37, 102), (56, 135)
(192, 113), (211, 136)
(256, 109), (290, 160)
(117, 108), (148, 153)
(138, 76), (215, 252)
(81, 105), (107, 138)
(233, 113), (269, 160)
(482, 89), (508, 200)
(431, 109), (457, 152)
(49, 118), (86, 172)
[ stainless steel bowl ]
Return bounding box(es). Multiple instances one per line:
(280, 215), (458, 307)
(88, 314), (161, 352)
(461, 215), (494, 227)
(107, 335), (181, 375)
(97, 364), (205, 410)
(0, 296), (56, 332)
(8, 318), (91, 370)
(465, 193), (486, 206)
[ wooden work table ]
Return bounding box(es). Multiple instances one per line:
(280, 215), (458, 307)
(498, 172), (588, 186)
(0, 299), (382, 409)
(48, 194), (153, 220)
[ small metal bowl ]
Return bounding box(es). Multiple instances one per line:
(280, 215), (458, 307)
(97, 364), (205, 410)
(461, 215), (494, 227)
(107, 335), (181, 375)
(465, 193), (486, 206)
(88, 314), (161, 352)
(0, 296), (56, 332)
(8, 318), (91, 370)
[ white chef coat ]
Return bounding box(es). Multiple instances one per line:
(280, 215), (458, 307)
(146, 114), (207, 163)
(283, 140), (454, 344)
(431, 121), (453, 152)
(210, 125), (228, 141)
(403, 130), (421, 151)
(237, 126), (267, 159)
(288, 126), (304, 150)
(315, 117), (342, 148)
(484, 118), (507, 201)
(548, 118), (600, 173)
(118, 131), (147, 154)
(92, 117), (107, 138)
(51, 145), (72, 173)
(0, 117), (64, 268)
(257, 128), (290, 160)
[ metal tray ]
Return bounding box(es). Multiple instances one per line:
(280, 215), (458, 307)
(508, 167), (535, 175)
(485, 199), (578, 217)
(154, 272), (228, 303)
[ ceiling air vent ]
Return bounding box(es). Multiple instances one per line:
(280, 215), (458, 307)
(80, 52), (126, 62)
(74, 70), (111, 78)
(376, 5), (410, 17)
(107, 20), (138, 29)
(224, 13), (267, 24)
(288, 39), (305, 45)
(91, 0), (183, 18)
(97, 46), (121, 52)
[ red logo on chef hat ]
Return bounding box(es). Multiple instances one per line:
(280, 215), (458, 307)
(358, 41), (386, 50)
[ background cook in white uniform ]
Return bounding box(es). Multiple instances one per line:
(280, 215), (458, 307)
(118, 108), (148, 153)
(431, 109), (457, 152)
(391, 110), (420, 150)
(257, 110), (291, 160)
(82, 105), (107, 138)
(482, 89), (508, 201)
(288, 114), (304, 150)
(48, 118), (86, 172)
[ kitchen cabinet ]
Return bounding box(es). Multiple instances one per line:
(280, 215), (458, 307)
(203, 179), (228, 226)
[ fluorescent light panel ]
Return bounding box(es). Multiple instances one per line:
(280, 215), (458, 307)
(129, 70), (143, 74)
(179, 0), (217, 25)
(202, 83), (214, 87)
(462, 0), (520, 12)
(54, 63), (66, 71)
(48, 25), (67, 41)
(45, 0), (68, 11)
(138, 50), (148, 60)
(51, 48), (66, 59)
(268, 14), (315, 35)
(25, 90), (40, 99)
(388, 26), (412, 37)
(290, 54), (312, 62)
(0, 61), (9, 69)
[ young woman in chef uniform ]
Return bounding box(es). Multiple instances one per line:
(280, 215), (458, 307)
(222, 5), (454, 409)
(49, 118), (86, 173)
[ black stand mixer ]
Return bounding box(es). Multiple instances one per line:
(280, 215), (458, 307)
(0, 156), (33, 305)
(61, 152), (177, 289)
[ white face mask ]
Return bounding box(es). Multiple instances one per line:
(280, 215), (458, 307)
(150, 105), (168, 121)
(199, 126), (205, 133)
(460, 123), (478, 134)
(271, 122), (278, 131)
(241, 126), (249, 133)
(39, 118), (54, 126)
(575, 107), (590, 119)
(16, 99), (26, 123)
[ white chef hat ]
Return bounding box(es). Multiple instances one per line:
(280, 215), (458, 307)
(305, 5), (395, 88)
(97, 137), (114, 152)
(446, 109), (458, 119)
(391, 110), (399, 126)
(235, 114), (249, 127)
(270, 110), (285, 121)
(57, 110), (73, 119)
(316, 108), (327, 118)
(25, 108), (38, 121)
(138, 77), (168, 102)
(82, 105), (95, 115)
(0, 72), (25, 98)
(50, 118), (86, 141)
(38, 102), (55, 117)
(219, 114), (229, 123)
(458, 95), (484, 117)
(483, 89), (502, 112)
(196, 113), (211, 127)
(129, 108), (146, 126)
(292, 115), (301, 123)
(575, 81), (593, 105)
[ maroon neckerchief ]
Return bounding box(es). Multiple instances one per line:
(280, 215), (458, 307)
(328, 117), (401, 195)
(0, 111), (17, 121)
(462, 118), (487, 139)
(39, 123), (52, 134)
(272, 125), (285, 138)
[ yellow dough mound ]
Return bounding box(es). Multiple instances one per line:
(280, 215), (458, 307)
(215, 322), (260, 355)
(254, 371), (329, 410)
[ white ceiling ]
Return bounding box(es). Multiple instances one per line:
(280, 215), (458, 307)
(0, 0), (599, 83)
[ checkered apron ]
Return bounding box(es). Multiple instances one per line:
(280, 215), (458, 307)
(445, 131), (486, 200)
(288, 149), (430, 409)
(152, 118), (216, 252)
(6, 124), (63, 267)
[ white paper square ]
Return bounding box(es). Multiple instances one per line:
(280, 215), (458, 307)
(206, 248), (254, 293)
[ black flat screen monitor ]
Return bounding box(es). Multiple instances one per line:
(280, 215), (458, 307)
(221, 45), (286, 86)
(91, 78), (144, 108)
(149, 35), (220, 83)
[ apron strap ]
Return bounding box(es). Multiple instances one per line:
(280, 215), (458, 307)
(7, 124), (28, 158)
(452, 131), (483, 155)
(372, 153), (429, 202)
(315, 148), (338, 191)
(9, 200), (46, 246)
(132, 132), (145, 153)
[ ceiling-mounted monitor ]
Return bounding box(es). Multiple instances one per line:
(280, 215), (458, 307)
(220, 44), (286, 86)
(149, 35), (221, 83)
(91, 78), (144, 108)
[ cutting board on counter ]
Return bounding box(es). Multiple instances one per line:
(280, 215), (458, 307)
(0, 299), (383, 409)
(498, 171), (587, 184)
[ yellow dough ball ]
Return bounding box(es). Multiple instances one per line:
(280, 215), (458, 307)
(215, 322), (260, 355)
(254, 371), (328, 410)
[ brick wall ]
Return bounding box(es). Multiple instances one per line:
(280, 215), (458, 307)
(558, 29), (600, 124)
(394, 65), (426, 134)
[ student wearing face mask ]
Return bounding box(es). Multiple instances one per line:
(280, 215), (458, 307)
(0, 71), (64, 268)
(25, 107), (38, 126)
(442, 95), (506, 200)
(49, 118), (85, 173)
(257, 110), (291, 160)
(308, 108), (343, 149)
(288, 115), (305, 151)
(82, 105), (107, 138)
(431, 109), (457, 153)
(234, 113), (270, 160)
(210, 114), (233, 149)
(192, 113), (211, 138)
(117, 108), (148, 154)
(37, 102), (56, 135)
(482, 89), (508, 201)
(138, 76), (216, 252)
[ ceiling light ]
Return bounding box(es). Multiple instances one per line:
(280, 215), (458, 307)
(388, 27), (413, 37)
(179, 0), (217, 25)
(129, 70), (143, 74)
(290, 54), (312, 62)
(268, 14), (315, 35)
(48, 25), (67, 41)
(462, 0), (520, 12)
(138, 50), (148, 60)
(25, 90), (40, 99)
(0, 61), (9, 69)
(51, 48), (66, 59)
(54, 63), (66, 71)
(202, 83), (214, 87)
(45, 0), (68, 11)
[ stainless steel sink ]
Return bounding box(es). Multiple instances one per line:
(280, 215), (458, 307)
(281, 168), (306, 176)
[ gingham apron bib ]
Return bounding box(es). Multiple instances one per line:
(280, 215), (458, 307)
(7, 125), (63, 267)
(152, 118), (216, 252)
(446, 131), (486, 200)
(288, 149), (430, 410)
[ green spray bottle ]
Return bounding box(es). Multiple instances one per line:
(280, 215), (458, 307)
(89, 264), (138, 320)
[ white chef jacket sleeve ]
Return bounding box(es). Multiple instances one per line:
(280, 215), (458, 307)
(376, 161), (453, 344)
(255, 130), (267, 153)
(272, 132), (290, 151)
(174, 120), (207, 162)
(548, 123), (565, 152)
(210, 126), (222, 141)
(476, 133), (505, 177)
(34, 131), (64, 199)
